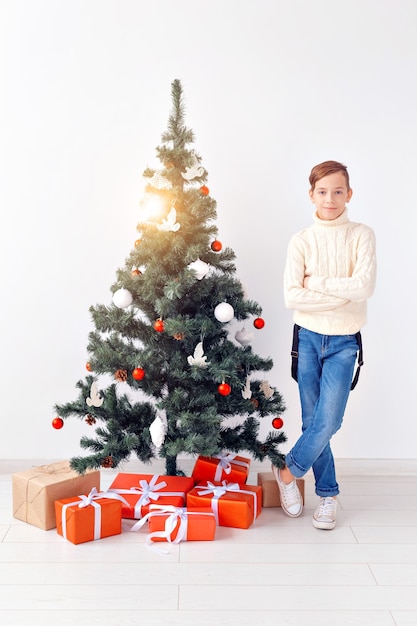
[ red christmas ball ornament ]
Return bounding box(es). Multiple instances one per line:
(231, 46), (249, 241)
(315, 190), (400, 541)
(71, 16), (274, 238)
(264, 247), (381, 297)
(153, 319), (164, 332)
(132, 367), (145, 381)
(253, 317), (265, 329)
(52, 417), (64, 430)
(199, 185), (209, 196)
(86, 362), (92, 371)
(211, 240), (222, 252)
(272, 416), (284, 429)
(218, 382), (231, 396)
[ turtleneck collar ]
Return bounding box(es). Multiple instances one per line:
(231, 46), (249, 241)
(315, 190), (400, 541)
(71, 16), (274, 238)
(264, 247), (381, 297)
(313, 207), (350, 228)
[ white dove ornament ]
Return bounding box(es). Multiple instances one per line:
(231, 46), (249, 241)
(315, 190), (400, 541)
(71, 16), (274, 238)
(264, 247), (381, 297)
(187, 258), (210, 280)
(149, 415), (167, 448)
(181, 156), (205, 181)
(187, 342), (209, 367)
(157, 207), (180, 232)
(86, 381), (103, 408)
(235, 327), (254, 346)
(259, 380), (274, 399)
(148, 171), (172, 189)
(241, 375), (252, 399)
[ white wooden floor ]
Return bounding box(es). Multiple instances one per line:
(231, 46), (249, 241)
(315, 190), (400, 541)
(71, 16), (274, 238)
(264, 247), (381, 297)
(1, 458), (417, 626)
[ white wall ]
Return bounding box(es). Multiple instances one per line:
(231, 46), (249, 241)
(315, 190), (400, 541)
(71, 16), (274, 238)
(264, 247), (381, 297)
(1, 0), (416, 461)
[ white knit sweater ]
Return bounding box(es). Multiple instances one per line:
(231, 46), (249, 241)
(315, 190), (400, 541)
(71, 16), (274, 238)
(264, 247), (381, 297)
(284, 208), (376, 335)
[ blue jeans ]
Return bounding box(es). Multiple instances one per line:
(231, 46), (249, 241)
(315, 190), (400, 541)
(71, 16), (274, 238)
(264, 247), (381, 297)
(285, 328), (359, 497)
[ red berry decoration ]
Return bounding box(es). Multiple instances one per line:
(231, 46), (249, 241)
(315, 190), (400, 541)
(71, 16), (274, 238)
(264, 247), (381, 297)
(199, 185), (209, 196)
(132, 367), (145, 381)
(211, 240), (222, 252)
(86, 362), (92, 371)
(52, 417), (64, 429)
(218, 382), (231, 396)
(154, 319), (164, 332)
(253, 317), (265, 329)
(131, 268), (142, 277)
(272, 417), (284, 429)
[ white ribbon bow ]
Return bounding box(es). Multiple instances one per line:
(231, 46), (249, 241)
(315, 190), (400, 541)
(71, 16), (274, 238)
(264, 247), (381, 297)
(130, 504), (215, 555)
(131, 475), (168, 508)
(213, 452), (250, 481)
(108, 475), (186, 518)
(196, 480), (258, 525)
(213, 453), (235, 479)
(196, 481), (241, 524)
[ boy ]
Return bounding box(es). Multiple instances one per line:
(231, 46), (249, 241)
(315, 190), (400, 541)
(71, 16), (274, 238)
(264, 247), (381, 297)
(272, 160), (376, 529)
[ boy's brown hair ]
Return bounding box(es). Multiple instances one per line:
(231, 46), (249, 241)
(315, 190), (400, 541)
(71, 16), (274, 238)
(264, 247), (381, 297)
(309, 160), (350, 191)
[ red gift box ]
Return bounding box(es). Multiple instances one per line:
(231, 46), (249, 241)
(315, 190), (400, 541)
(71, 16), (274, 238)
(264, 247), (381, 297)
(55, 487), (127, 544)
(108, 473), (195, 519)
(192, 453), (251, 485)
(186, 480), (262, 529)
(130, 505), (216, 545)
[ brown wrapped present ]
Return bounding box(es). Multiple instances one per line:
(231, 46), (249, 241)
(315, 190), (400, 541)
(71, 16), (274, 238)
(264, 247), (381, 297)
(257, 471), (305, 508)
(12, 460), (100, 530)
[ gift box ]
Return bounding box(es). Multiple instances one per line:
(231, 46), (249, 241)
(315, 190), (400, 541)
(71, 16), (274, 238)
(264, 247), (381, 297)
(108, 473), (195, 519)
(257, 471), (305, 508)
(12, 460), (101, 530)
(191, 453), (251, 485)
(131, 505), (216, 544)
(55, 487), (127, 544)
(186, 480), (262, 529)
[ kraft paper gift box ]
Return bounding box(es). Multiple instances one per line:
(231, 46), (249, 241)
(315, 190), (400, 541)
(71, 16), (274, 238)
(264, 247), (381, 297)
(55, 487), (127, 545)
(12, 460), (101, 530)
(191, 453), (251, 485)
(131, 505), (216, 544)
(257, 471), (305, 508)
(186, 480), (262, 529)
(108, 473), (195, 519)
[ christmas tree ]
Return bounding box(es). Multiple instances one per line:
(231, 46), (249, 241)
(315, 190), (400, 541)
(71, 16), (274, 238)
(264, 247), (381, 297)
(54, 79), (287, 476)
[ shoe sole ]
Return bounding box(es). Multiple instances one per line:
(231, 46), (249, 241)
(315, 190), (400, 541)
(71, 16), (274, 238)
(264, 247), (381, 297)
(312, 518), (336, 530)
(271, 464), (303, 518)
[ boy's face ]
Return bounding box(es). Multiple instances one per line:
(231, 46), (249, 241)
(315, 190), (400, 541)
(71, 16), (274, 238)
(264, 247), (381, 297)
(309, 172), (352, 221)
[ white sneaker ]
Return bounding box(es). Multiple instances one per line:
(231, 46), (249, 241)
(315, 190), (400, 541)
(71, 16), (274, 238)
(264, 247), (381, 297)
(271, 464), (303, 517)
(313, 497), (337, 530)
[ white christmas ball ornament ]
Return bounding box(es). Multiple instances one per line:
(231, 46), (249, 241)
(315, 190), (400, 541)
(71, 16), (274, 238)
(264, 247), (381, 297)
(113, 288), (133, 309)
(214, 302), (234, 323)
